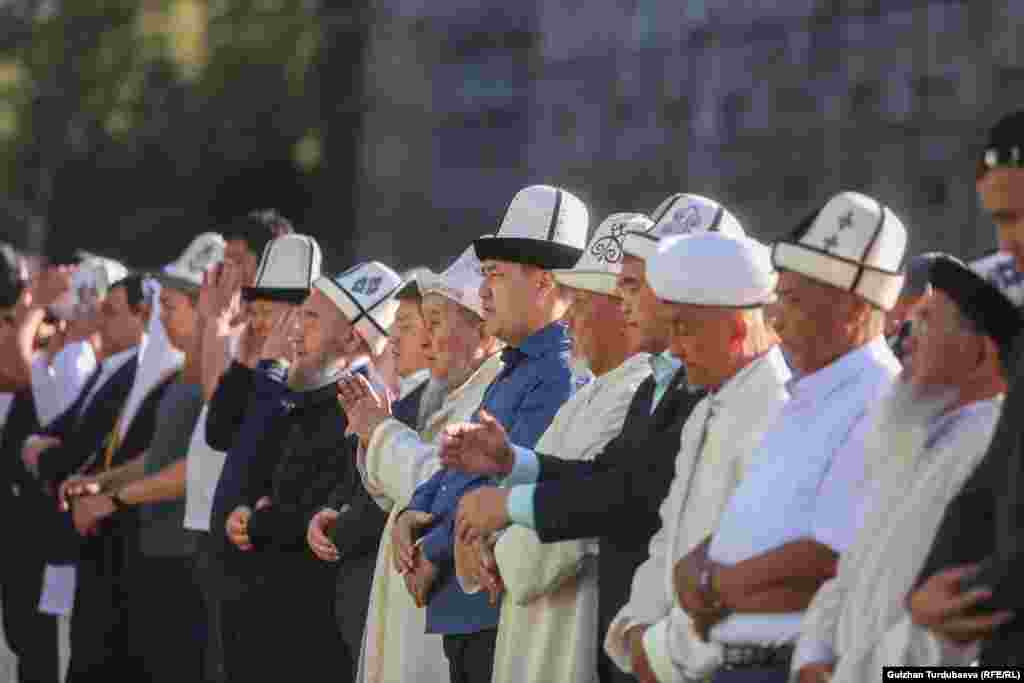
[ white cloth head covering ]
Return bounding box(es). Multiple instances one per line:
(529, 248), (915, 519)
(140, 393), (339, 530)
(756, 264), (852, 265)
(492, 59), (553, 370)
(242, 233), (322, 304)
(422, 243), (487, 318)
(648, 233), (778, 308)
(313, 261), (404, 356)
(771, 191), (907, 310)
(554, 213), (652, 296)
(622, 193), (745, 262)
(473, 185), (589, 270)
(153, 232), (226, 293)
(117, 278), (183, 441)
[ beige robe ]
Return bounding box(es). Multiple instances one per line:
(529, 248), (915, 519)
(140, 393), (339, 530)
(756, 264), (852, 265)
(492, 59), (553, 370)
(792, 383), (1003, 682)
(604, 347), (792, 681)
(474, 353), (652, 683)
(356, 353), (503, 683)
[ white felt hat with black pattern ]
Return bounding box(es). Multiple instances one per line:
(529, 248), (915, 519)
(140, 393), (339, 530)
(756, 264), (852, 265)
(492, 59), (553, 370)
(242, 234), (322, 304)
(771, 191), (907, 311)
(649, 233), (777, 308)
(473, 185), (589, 270)
(421, 243), (487, 318)
(313, 261), (403, 356)
(554, 213), (652, 296)
(622, 193), (745, 262)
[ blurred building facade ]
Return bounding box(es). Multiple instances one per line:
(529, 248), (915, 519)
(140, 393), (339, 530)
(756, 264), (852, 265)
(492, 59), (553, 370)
(355, 0), (1024, 271)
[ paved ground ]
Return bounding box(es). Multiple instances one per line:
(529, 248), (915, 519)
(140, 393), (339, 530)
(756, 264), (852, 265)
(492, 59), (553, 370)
(0, 606), (70, 682)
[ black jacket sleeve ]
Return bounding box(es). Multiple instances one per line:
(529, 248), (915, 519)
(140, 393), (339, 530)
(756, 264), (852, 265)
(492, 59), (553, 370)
(205, 362), (257, 452)
(329, 481), (388, 564)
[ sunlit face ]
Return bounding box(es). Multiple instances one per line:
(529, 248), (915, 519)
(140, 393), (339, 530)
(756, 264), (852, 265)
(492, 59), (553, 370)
(903, 290), (981, 388)
(774, 271), (857, 374)
(294, 289), (349, 362)
(391, 299), (430, 378)
(479, 260), (540, 344)
(658, 302), (739, 388)
(615, 255), (671, 354)
(566, 288), (626, 368)
(977, 168), (1024, 271)
(158, 287), (199, 352)
(98, 285), (147, 356)
(421, 293), (484, 383)
(247, 298), (293, 341)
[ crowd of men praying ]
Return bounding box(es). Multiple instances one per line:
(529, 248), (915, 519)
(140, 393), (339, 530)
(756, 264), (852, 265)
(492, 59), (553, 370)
(1, 110), (1024, 683)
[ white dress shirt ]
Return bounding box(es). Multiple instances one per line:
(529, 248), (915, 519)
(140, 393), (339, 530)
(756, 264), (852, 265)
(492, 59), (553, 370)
(607, 346), (792, 682)
(30, 341), (98, 427)
(705, 337), (900, 648)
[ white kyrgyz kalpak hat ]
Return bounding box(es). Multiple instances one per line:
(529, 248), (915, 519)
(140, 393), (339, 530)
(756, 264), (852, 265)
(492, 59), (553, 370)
(421, 243), (487, 318)
(772, 191), (907, 311)
(50, 255), (130, 320)
(312, 261), (404, 356)
(242, 234), (322, 304)
(473, 185), (589, 270)
(153, 232), (226, 293)
(622, 193), (745, 262)
(649, 233), (778, 308)
(553, 213), (652, 296)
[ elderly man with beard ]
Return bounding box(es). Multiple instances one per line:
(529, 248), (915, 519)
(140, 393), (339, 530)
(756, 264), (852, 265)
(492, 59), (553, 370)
(792, 251), (1021, 681)
(206, 262), (403, 683)
(908, 110), (1024, 666)
(332, 244), (503, 683)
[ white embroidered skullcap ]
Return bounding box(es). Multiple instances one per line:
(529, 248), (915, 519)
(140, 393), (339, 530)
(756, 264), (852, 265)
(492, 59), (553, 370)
(771, 191), (907, 311)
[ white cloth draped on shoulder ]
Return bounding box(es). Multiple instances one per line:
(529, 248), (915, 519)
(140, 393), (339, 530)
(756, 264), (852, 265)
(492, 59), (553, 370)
(356, 353), (503, 683)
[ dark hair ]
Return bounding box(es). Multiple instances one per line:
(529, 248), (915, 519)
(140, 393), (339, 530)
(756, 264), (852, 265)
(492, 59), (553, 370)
(0, 243), (23, 308)
(222, 209), (295, 258)
(111, 274), (147, 309)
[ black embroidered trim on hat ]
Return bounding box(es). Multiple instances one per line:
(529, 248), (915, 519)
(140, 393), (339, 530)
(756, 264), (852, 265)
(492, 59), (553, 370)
(151, 272), (201, 294)
(252, 240), (273, 286)
(930, 257), (1024, 359)
(710, 204), (725, 231)
(318, 274), (392, 338)
(473, 237), (583, 270)
(771, 241), (902, 277)
(547, 189), (563, 242)
(651, 194), (684, 224)
(849, 199), (888, 295)
(241, 286), (310, 304)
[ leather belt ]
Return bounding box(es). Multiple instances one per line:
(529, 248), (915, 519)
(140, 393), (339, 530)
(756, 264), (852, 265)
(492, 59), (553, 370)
(721, 643), (794, 670)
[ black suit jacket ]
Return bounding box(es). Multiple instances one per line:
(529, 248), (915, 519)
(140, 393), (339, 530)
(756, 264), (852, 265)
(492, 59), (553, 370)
(36, 354), (139, 485)
(530, 367), (705, 682)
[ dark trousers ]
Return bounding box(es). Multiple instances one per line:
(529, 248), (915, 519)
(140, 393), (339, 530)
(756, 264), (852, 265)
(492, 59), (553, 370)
(121, 553), (207, 683)
(442, 629), (498, 683)
(220, 559), (347, 683)
(65, 519), (144, 683)
(191, 534), (225, 683)
(0, 554), (60, 683)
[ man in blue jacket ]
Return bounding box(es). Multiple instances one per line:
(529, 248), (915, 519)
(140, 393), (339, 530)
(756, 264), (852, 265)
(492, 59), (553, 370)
(391, 185), (589, 683)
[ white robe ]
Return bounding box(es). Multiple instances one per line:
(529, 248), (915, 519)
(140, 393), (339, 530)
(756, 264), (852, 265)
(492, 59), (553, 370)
(473, 353), (652, 683)
(792, 384), (1002, 682)
(356, 353), (503, 683)
(605, 347), (792, 680)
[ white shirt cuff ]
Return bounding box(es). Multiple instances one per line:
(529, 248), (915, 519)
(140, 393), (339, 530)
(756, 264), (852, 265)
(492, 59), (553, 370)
(502, 444), (540, 486)
(790, 637), (836, 680)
